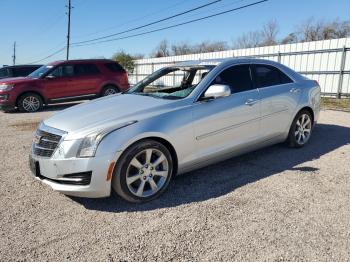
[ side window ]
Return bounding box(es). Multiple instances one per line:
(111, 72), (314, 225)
(74, 64), (100, 76)
(211, 64), (253, 93)
(49, 65), (74, 77)
(253, 64), (293, 88)
(0, 68), (11, 78)
(105, 62), (126, 73)
(13, 67), (34, 77)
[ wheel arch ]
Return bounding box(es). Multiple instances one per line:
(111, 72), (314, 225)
(114, 136), (179, 177)
(297, 106), (314, 124)
(15, 90), (46, 107)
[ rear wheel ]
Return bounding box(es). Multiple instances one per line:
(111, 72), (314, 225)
(18, 93), (43, 112)
(101, 85), (119, 96)
(287, 110), (313, 148)
(112, 140), (173, 203)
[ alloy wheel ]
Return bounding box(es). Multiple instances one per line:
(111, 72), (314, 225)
(126, 148), (169, 198)
(103, 88), (117, 96)
(22, 96), (40, 112)
(294, 113), (312, 145)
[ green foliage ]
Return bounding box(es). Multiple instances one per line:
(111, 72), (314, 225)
(111, 51), (136, 73)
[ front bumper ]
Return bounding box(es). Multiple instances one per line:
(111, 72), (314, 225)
(29, 151), (120, 198)
(0, 94), (15, 111)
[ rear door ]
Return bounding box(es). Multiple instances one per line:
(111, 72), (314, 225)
(192, 64), (261, 161)
(68, 64), (101, 96)
(251, 64), (301, 139)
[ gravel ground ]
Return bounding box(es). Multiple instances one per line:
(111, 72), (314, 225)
(0, 105), (350, 261)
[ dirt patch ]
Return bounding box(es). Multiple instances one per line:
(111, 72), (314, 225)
(9, 120), (41, 131)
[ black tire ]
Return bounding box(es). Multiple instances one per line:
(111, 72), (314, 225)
(287, 109), (313, 148)
(112, 139), (174, 203)
(101, 85), (119, 96)
(17, 93), (43, 112)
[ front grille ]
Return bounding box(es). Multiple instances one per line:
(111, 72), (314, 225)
(33, 129), (62, 157)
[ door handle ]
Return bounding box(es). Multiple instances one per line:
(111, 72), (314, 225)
(290, 88), (301, 93)
(245, 99), (259, 106)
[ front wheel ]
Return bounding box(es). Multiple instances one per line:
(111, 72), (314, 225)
(18, 93), (43, 112)
(287, 110), (313, 148)
(112, 140), (173, 203)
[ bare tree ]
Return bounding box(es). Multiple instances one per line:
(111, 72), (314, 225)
(171, 42), (193, 55)
(261, 20), (279, 45)
(233, 31), (263, 49)
(151, 40), (170, 57)
(195, 41), (228, 53)
(296, 18), (350, 42)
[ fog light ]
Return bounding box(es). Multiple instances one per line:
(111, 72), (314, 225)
(0, 94), (8, 101)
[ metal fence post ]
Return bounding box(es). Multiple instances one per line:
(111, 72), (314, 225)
(151, 62), (154, 73)
(173, 61), (176, 86)
(277, 52), (281, 63)
(337, 46), (347, 99)
(135, 64), (138, 84)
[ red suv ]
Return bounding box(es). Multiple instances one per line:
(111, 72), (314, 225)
(0, 59), (129, 112)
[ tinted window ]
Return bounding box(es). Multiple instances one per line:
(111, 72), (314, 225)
(253, 64), (293, 88)
(0, 68), (12, 78)
(105, 62), (125, 73)
(74, 64), (100, 76)
(49, 65), (74, 77)
(212, 64), (253, 93)
(13, 67), (37, 77)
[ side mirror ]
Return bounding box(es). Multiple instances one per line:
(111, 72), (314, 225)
(203, 84), (231, 100)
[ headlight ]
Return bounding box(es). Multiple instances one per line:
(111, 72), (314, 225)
(77, 121), (137, 158)
(0, 84), (14, 91)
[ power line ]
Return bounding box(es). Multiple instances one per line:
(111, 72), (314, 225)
(73, 0), (268, 47)
(72, 0), (223, 45)
(72, 0), (189, 39)
(27, 47), (66, 64)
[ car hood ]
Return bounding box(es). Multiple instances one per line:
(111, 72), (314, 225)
(44, 94), (187, 139)
(0, 77), (35, 84)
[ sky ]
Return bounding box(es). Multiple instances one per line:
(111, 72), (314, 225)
(0, 0), (349, 66)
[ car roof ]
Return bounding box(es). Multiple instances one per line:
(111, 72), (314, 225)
(2, 64), (42, 68)
(48, 59), (116, 66)
(174, 57), (303, 82)
(174, 57), (283, 67)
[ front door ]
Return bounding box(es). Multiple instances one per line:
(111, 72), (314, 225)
(41, 64), (75, 100)
(192, 64), (261, 162)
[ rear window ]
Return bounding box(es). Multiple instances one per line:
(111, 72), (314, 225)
(105, 62), (126, 73)
(253, 64), (293, 88)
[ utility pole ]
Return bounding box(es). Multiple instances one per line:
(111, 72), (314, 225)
(66, 0), (72, 60)
(12, 42), (16, 65)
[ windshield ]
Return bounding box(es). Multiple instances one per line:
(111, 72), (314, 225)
(28, 65), (54, 78)
(127, 66), (213, 100)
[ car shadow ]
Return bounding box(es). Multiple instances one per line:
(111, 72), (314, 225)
(72, 123), (350, 213)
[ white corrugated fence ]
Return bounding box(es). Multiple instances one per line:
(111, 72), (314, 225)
(129, 38), (350, 97)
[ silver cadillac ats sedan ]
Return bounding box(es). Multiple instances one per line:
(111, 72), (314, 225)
(29, 58), (321, 203)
